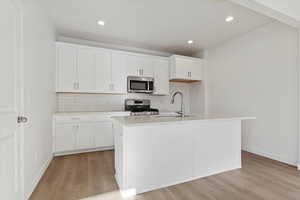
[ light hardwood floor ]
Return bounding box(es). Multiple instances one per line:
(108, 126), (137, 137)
(30, 151), (300, 200)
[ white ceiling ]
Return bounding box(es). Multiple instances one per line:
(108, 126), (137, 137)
(47, 0), (273, 56)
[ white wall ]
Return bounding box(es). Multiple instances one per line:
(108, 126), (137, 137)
(206, 22), (299, 165)
(251, 0), (300, 21)
(22, 0), (56, 198)
(229, 0), (300, 28)
(57, 82), (192, 114)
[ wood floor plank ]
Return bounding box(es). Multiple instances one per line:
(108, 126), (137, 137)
(30, 151), (300, 200)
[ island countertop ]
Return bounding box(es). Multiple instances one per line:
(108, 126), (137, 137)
(112, 113), (255, 126)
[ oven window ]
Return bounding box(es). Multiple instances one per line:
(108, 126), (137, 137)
(130, 80), (148, 90)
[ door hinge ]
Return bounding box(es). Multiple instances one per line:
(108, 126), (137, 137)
(17, 116), (28, 124)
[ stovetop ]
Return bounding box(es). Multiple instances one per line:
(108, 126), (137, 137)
(125, 99), (159, 116)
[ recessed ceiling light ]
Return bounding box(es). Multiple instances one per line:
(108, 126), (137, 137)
(187, 40), (194, 44)
(225, 16), (234, 22)
(97, 20), (105, 26)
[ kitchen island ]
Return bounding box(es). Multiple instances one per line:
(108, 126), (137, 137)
(112, 114), (254, 195)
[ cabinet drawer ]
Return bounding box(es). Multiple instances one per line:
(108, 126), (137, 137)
(55, 115), (111, 123)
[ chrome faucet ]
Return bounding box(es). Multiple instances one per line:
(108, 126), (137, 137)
(170, 91), (185, 117)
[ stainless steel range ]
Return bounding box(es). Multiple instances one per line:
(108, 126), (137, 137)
(125, 99), (159, 116)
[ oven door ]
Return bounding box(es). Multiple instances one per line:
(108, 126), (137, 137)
(127, 77), (154, 93)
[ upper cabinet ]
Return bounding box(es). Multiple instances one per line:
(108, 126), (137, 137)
(125, 55), (153, 77)
(111, 52), (127, 93)
(56, 42), (125, 94)
(56, 43), (77, 91)
(56, 42), (171, 95)
(170, 55), (203, 82)
(95, 49), (112, 93)
(77, 47), (97, 91)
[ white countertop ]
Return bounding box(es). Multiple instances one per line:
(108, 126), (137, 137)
(112, 113), (256, 126)
(54, 111), (130, 116)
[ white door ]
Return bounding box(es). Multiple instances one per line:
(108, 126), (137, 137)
(56, 43), (77, 91)
(126, 55), (141, 76)
(139, 57), (153, 77)
(77, 48), (96, 91)
(94, 122), (113, 148)
(55, 124), (76, 152)
(175, 57), (192, 79)
(0, 0), (22, 199)
(76, 123), (94, 150)
(111, 52), (127, 93)
(95, 49), (111, 93)
(190, 60), (203, 80)
(153, 59), (169, 95)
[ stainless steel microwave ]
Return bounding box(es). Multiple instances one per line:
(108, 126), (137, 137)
(127, 76), (154, 94)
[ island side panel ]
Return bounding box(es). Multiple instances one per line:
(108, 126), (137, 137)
(123, 122), (195, 194)
(120, 119), (243, 194)
(193, 120), (242, 178)
(113, 120), (125, 190)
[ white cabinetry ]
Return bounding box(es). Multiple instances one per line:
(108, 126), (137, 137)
(76, 123), (94, 150)
(126, 55), (153, 77)
(170, 55), (203, 81)
(95, 49), (112, 93)
(53, 112), (130, 155)
(77, 47), (96, 91)
(55, 124), (77, 152)
(56, 42), (173, 94)
(94, 122), (114, 147)
(56, 42), (114, 93)
(153, 59), (169, 95)
(111, 52), (127, 93)
(56, 44), (77, 91)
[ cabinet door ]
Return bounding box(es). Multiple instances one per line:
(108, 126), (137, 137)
(126, 55), (153, 77)
(111, 52), (127, 93)
(76, 123), (94, 150)
(153, 59), (169, 95)
(190, 59), (203, 80)
(126, 55), (140, 76)
(95, 50), (111, 93)
(56, 44), (77, 91)
(175, 57), (190, 79)
(140, 57), (154, 77)
(55, 124), (76, 152)
(77, 48), (96, 91)
(94, 122), (113, 148)
(173, 57), (202, 80)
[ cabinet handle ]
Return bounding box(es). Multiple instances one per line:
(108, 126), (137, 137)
(74, 82), (79, 90)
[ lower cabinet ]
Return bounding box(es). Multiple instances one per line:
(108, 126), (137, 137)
(54, 121), (114, 154)
(94, 122), (113, 148)
(55, 124), (77, 152)
(76, 123), (95, 150)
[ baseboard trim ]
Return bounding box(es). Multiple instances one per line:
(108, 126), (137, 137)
(243, 146), (297, 166)
(54, 146), (114, 157)
(25, 156), (53, 200)
(118, 166), (241, 195)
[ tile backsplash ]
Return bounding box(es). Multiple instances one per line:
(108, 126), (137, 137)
(57, 82), (191, 113)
